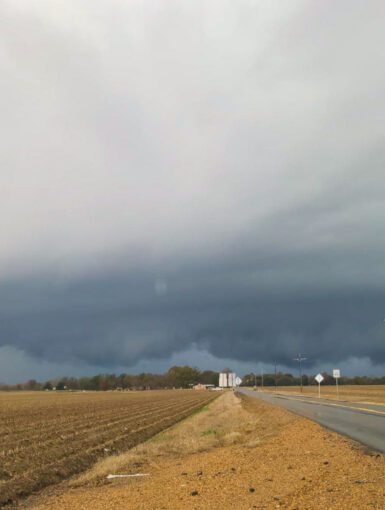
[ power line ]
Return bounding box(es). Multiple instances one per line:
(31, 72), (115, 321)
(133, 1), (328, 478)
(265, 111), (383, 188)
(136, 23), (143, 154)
(274, 360), (277, 393)
(293, 353), (307, 393)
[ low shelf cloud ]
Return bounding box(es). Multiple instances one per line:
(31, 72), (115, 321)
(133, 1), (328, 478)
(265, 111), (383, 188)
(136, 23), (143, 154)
(1, 0), (384, 381)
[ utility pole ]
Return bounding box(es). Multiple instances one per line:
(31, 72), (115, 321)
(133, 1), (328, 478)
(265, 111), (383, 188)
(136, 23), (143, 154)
(293, 354), (307, 393)
(274, 360), (277, 393)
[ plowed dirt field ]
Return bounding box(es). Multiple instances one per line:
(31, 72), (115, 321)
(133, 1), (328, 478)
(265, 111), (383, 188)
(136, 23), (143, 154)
(26, 392), (385, 510)
(0, 390), (216, 506)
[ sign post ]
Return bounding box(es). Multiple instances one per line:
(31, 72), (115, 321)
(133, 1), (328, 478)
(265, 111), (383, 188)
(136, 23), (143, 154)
(315, 373), (324, 398)
(333, 369), (340, 399)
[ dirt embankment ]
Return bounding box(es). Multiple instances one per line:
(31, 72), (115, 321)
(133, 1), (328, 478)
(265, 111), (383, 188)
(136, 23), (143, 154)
(26, 391), (385, 510)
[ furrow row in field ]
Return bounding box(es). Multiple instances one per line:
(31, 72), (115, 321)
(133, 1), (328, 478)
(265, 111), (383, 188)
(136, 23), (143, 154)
(0, 396), (199, 450)
(1, 397), (207, 468)
(0, 393), (187, 440)
(0, 391), (216, 506)
(5, 396), (209, 483)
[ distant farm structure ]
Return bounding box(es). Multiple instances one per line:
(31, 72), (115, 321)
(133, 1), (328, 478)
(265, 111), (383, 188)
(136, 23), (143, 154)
(193, 383), (216, 390)
(219, 371), (241, 388)
(193, 383), (207, 390)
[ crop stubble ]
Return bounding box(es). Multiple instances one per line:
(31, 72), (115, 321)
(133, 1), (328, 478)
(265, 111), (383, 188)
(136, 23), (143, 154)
(0, 390), (216, 506)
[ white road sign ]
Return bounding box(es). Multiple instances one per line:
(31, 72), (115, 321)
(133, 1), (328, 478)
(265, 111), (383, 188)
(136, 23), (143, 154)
(333, 369), (340, 378)
(315, 373), (324, 383)
(235, 377), (242, 386)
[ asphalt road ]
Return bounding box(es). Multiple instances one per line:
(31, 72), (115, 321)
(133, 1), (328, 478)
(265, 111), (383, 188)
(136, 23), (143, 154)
(239, 389), (385, 453)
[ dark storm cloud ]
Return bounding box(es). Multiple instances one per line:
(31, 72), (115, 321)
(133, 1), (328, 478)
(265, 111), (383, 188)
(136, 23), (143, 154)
(2, 254), (385, 370)
(0, 0), (385, 378)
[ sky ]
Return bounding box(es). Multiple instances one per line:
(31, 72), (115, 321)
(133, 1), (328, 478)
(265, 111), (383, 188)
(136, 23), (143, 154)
(1, 1), (385, 383)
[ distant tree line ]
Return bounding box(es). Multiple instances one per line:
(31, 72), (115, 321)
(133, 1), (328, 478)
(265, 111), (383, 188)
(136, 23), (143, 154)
(240, 372), (385, 387)
(1, 367), (385, 391)
(0, 366), (219, 391)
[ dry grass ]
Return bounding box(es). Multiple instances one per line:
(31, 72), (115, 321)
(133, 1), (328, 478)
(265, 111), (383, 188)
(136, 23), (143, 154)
(261, 384), (385, 404)
(71, 391), (272, 486)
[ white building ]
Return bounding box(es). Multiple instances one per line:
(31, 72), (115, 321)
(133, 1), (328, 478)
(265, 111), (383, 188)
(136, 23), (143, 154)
(219, 372), (238, 388)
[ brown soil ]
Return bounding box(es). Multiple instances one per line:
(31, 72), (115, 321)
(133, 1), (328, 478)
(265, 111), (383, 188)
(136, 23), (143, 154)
(0, 390), (216, 506)
(27, 392), (385, 510)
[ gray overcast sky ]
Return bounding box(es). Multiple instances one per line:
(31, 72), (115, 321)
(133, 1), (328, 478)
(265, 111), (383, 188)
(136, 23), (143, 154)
(1, 1), (385, 383)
